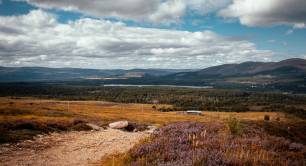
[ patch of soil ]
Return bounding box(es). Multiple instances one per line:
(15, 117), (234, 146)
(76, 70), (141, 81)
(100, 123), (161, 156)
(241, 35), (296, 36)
(0, 129), (149, 166)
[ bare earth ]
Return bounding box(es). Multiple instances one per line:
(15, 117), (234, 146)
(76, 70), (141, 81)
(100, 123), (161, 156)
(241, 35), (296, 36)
(0, 129), (149, 166)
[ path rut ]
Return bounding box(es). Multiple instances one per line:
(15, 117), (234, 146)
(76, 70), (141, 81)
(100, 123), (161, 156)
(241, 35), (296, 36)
(0, 129), (149, 166)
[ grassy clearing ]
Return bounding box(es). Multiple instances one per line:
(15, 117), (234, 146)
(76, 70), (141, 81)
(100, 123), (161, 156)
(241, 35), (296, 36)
(0, 97), (294, 126)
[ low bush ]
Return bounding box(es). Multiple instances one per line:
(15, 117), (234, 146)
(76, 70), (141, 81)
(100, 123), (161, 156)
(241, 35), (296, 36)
(158, 107), (175, 112)
(70, 123), (92, 131)
(226, 115), (243, 135)
(259, 121), (306, 144)
(0, 118), (93, 144)
(0, 108), (31, 116)
(124, 122), (148, 132)
(264, 115), (270, 121)
(231, 105), (250, 112)
(124, 122), (305, 166)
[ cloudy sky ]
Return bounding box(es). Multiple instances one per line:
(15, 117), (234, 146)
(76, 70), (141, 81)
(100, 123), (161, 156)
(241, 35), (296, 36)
(0, 0), (305, 69)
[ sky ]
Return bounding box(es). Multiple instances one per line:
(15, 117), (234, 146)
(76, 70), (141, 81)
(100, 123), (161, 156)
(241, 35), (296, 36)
(0, 0), (305, 69)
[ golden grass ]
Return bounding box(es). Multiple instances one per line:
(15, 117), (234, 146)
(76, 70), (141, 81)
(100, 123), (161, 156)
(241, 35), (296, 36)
(1, 97), (304, 165)
(0, 97), (298, 127)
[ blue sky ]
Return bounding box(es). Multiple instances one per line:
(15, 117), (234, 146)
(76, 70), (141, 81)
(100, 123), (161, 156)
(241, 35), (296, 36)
(0, 0), (305, 69)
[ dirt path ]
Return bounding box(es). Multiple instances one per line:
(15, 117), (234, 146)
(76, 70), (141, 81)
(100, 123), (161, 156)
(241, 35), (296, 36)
(0, 129), (150, 166)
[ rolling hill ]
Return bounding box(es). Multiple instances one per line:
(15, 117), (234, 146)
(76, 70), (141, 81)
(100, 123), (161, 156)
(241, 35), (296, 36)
(0, 67), (191, 82)
(0, 58), (305, 93)
(169, 58), (306, 79)
(155, 58), (306, 92)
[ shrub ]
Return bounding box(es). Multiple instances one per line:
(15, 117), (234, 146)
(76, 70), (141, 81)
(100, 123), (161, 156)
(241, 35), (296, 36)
(232, 105), (250, 112)
(70, 123), (92, 131)
(264, 115), (270, 121)
(124, 122), (305, 166)
(226, 115), (242, 135)
(124, 122), (148, 132)
(158, 107), (174, 112)
(0, 118), (94, 143)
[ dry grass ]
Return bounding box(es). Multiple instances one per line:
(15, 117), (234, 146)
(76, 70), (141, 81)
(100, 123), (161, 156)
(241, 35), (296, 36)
(0, 97), (305, 165)
(0, 97), (294, 127)
(0, 97), (302, 142)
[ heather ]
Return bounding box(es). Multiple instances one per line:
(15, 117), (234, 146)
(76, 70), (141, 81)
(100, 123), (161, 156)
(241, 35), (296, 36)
(126, 122), (306, 166)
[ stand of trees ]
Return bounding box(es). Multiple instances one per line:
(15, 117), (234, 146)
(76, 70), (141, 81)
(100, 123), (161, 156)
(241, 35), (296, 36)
(0, 82), (305, 118)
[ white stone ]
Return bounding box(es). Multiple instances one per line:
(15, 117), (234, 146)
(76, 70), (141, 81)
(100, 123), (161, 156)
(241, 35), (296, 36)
(86, 123), (103, 131)
(109, 121), (129, 129)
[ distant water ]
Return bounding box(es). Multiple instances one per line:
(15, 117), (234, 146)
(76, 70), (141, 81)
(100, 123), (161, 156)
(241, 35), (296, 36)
(103, 84), (213, 89)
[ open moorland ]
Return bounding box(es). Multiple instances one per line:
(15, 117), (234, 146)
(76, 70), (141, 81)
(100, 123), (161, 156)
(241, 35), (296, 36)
(2, 97), (297, 142)
(0, 96), (305, 165)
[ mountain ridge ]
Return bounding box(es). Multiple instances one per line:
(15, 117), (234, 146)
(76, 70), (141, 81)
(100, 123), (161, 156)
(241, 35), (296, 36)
(168, 58), (306, 79)
(0, 58), (305, 86)
(0, 67), (192, 82)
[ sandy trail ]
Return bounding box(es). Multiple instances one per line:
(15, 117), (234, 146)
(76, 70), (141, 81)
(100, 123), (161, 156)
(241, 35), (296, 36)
(0, 129), (150, 166)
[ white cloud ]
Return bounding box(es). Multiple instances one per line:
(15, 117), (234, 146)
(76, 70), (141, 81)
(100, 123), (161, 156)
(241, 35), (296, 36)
(149, 0), (186, 23)
(219, 0), (306, 28)
(293, 23), (306, 29)
(19, 0), (230, 23)
(0, 10), (274, 69)
(23, 0), (160, 21)
(148, 0), (231, 23)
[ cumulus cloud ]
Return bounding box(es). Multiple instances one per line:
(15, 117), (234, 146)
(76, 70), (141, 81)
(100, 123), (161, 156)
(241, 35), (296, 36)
(149, 0), (186, 23)
(149, 0), (231, 23)
(0, 10), (274, 69)
(22, 0), (160, 21)
(19, 0), (230, 23)
(219, 0), (306, 28)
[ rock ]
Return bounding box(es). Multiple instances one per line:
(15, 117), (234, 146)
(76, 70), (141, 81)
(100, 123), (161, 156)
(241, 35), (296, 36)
(109, 121), (129, 129)
(86, 123), (103, 131)
(145, 126), (157, 134)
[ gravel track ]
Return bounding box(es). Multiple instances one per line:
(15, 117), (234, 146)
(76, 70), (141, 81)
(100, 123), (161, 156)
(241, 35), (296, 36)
(0, 129), (149, 166)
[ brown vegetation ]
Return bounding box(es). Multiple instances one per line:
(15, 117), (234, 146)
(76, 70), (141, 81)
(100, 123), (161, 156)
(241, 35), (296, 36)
(0, 97), (305, 166)
(0, 97), (300, 144)
(104, 121), (306, 166)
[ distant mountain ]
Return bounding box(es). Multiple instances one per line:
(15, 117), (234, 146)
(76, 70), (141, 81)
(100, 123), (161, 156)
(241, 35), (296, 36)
(0, 67), (191, 82)
(153, 58), (306, 92)
(1, 58), (306, 93)
(170, 58), (306, 79)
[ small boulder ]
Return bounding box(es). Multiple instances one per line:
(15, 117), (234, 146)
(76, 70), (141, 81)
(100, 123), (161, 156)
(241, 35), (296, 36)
(86, 123), (103, 131)
(109, 121), (129, 129)
(145, 125), (157, 133)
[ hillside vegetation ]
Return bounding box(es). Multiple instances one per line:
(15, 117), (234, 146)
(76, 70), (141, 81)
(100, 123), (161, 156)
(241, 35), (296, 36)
(1, 97), (305, 144)
(114, 122), (305, 166)
(1, 85), (306, 118)
(0, 97), (305, 165)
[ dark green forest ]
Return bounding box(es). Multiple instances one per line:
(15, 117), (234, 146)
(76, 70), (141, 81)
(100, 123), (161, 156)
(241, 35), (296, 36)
(0, 83), (305, 118)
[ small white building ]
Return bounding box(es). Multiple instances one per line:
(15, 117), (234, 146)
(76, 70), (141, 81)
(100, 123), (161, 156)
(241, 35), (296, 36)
(186, 110), (203, 116)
